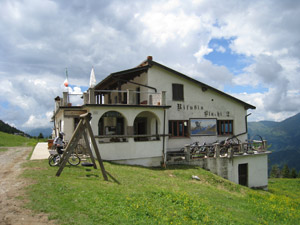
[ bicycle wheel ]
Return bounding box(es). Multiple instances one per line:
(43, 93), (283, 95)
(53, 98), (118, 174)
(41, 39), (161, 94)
(68, 154), (81, 166)
(49, 154), (60, 167)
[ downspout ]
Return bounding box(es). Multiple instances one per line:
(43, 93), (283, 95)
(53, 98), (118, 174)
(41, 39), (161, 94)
(234, 113), (252, 138)
(53, 116), (57, 137)
(245, 113), (251, 133)
(162, 109), (166, 167)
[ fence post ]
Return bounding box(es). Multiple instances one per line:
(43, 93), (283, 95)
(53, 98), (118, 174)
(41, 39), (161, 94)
(89, 88), (95, 104)
(262, 140), (267, 150)
(185, 145), (190, 162)
(127, 89), (134, 105)
(214, 143), (220, 158)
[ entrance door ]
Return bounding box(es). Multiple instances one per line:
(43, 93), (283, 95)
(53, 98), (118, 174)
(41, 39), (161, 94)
(134, 117), (147, 141)
(238, 163), (248, 186)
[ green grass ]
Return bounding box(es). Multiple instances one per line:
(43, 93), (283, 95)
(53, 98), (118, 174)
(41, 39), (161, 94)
(22, 161), (300, 225)
(0, 131), (38, 147)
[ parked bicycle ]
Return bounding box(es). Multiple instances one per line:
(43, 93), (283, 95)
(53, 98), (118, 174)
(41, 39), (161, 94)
(219, 136), (241, 156)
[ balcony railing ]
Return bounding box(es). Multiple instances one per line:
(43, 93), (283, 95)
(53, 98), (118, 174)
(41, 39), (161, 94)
(56, 88), (166, 109)
(88, 89), (166, 106)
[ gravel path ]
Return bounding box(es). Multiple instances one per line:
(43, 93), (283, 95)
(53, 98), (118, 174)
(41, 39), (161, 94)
(0, 147), (55, 225)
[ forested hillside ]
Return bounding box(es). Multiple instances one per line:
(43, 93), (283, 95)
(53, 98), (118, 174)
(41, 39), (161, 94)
(248, 113), (300, 171)
(0, 120), (26, 135)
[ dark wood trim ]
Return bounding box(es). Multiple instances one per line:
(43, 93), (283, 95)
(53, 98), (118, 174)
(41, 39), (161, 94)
(169, 120), (189, 138)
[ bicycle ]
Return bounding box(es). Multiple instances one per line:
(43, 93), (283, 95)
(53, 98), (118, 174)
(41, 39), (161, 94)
(48, 149), (81, 167)
(219, 136), (242, 156)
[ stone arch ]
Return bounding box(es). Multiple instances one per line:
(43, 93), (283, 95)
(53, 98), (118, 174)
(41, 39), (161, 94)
(133, 111), (161, 141)
(98, 110), (128, 136)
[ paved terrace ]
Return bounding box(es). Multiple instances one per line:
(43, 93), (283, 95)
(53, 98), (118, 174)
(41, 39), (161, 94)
(30, 142), (49, 160)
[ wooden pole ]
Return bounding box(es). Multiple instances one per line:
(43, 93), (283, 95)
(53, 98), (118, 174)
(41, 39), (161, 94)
(82, 128), (97, 169)
(81, 113), (108, 181)
(56, 119), (85, 176)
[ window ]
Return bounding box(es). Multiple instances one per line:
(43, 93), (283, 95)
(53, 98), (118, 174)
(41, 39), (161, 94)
(217, 120), (233, 135)
(169, 120), (189, 137)
(172, 84), (184, 101)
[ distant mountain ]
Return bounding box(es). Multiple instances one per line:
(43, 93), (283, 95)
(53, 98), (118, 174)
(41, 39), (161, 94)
(0, 120), (28, 136)
(248, 112), (300, 171)
(25, 127), (52, 138)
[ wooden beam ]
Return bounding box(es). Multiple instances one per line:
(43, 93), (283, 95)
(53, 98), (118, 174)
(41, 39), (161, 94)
(56, 119), (85, 176)
(82, 128), (97, 169)
(82, 113), (108, 181)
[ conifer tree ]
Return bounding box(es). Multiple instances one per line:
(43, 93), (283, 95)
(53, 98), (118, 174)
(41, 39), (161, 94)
(270, 164), (280, 178)
(291, 168), (297, 178)
(281, 164), (290, 178)
(38, 133), (44, 139)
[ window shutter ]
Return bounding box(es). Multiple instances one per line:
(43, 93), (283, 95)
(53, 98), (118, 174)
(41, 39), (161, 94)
(172, 84), (184, 101)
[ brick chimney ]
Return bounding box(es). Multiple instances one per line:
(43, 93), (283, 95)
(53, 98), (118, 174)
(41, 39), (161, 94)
(147, 56), (153, 61)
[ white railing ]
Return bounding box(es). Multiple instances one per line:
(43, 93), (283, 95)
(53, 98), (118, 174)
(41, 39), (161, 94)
(56, 89), (166, 108)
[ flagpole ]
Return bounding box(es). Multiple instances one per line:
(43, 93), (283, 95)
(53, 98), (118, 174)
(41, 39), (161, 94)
(65, 68), (70, 103)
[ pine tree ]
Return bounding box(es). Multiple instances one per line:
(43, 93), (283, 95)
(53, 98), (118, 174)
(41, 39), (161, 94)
(291, 168), (297, 178)
(281, 164), (290, 178)
(38, 133), (44, 139)
(270, 164), (280, 178)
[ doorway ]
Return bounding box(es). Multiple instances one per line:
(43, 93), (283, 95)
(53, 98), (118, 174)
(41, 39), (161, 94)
(134, 117), (147, 141)
(238, 163), (248, 186)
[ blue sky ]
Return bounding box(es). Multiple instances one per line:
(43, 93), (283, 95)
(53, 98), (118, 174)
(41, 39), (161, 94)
(205, 38), (248, 75)
(205, 38), (268, 94)
(0, 0), (300, 131)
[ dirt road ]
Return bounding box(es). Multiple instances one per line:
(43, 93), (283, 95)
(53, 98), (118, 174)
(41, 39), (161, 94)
(0, 147), (55, 225)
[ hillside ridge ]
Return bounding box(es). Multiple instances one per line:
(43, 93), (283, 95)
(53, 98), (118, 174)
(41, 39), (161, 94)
(248, 112), (300, 171)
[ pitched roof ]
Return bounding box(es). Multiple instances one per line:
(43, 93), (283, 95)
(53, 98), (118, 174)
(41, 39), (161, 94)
(95, 57), (256, 110)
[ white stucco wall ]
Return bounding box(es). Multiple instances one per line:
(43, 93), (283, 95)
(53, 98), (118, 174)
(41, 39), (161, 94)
(53, 110), (64, 138)
(84, 105), (166, 166)
(147, 65), (250, 150)
(63, 117), (75, 141)
(228, 153), (269, 189)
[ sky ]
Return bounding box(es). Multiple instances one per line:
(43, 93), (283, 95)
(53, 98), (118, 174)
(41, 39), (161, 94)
(1, 0), (300, 132)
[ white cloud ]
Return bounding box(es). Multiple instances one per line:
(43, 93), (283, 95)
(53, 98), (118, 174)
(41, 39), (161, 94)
(1, 0), (300, 130)
(23, 112), (52, 129)
(194, 46), (213, 63)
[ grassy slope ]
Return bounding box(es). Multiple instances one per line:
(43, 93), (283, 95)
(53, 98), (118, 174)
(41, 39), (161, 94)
(0, 131), (38, 147)
(23, 161), (300, 225)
